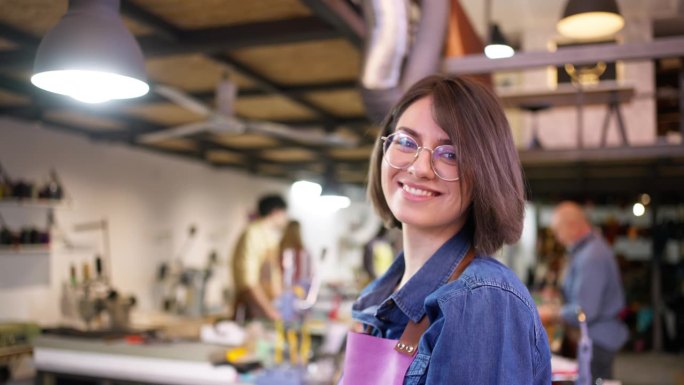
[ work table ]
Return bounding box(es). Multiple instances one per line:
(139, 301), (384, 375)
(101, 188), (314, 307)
(33, 335), (241, 385)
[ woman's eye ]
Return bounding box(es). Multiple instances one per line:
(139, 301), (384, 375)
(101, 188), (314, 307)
(436, 147), (458, 164)
(395, 135), (418, 149)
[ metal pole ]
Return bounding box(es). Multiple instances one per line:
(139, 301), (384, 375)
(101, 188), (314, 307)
(484, 0), (491, 42)
(679, 61), (684, 144)
(650, 195), (663, 351)
(576, 83), (584, 148)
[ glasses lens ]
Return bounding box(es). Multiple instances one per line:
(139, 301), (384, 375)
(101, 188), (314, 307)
(384, 133), (418, 168)
(433, 145), (459, 180)
(382, 133), (460, 181)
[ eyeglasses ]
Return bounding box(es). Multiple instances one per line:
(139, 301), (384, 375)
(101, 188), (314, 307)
(380, 131), (460, 181)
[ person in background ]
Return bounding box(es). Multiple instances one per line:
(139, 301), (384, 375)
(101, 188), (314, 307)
(279, 220), (313, 290)
(362, 226), (395, 281)
(540, 201), (628, 383)
(341, 75), (551, 385)
(231, 194), (288, 321)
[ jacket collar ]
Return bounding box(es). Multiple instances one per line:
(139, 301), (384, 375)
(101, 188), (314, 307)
(568, 231), (594, 255)
(352, 225), (472, 323)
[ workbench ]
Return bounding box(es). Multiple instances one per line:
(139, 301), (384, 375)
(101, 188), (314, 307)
(33, 335), (241, 385)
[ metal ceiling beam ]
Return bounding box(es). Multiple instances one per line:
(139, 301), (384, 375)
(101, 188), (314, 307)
(0, 74), (267, 164)
(0, 22), (40, 47)
(119, 0), (182, 41)
(139, 17), (340, 57)
(0, 16), (340, 70)
(121, 1), (342, 55)
(300, 0), (366, 48)
(248, 79), (359, 96)
(519, 145), (684, 165)
(2, 108), (108, 139)
(0, 72), (367, 128)
(0, 50), (34, 71)
(0, 78), (357, 107)
(209, 53), (344, 126)
(526, 176), (684, 195)
(444, 36), (684, 75)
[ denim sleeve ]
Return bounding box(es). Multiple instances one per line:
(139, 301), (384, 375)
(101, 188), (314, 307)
(426, 286), (550, 385)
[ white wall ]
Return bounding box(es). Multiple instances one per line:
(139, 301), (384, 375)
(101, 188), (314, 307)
(0, 117), (357, 324)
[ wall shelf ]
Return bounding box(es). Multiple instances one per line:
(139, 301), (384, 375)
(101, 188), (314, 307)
(0, 244), (51, 256)
(0, 198), (70, 209)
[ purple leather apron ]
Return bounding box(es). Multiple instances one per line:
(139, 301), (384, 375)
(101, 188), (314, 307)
(340, 249), (475, 385)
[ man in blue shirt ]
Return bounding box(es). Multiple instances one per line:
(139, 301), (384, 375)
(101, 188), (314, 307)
(541, 201), (628, 383)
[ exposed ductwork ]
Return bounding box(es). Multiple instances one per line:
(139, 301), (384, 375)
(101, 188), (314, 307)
(360, 0), (450, 123)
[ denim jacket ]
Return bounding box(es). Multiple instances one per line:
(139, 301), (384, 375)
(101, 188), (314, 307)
(351, 228), (552, 385)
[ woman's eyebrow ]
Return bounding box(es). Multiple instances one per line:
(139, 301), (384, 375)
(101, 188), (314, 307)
(396, 126), (452, 145)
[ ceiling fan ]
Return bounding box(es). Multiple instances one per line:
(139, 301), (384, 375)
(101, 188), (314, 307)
(137, 77), (358, 147)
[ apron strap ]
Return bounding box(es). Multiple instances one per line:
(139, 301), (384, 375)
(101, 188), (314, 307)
(394, 247), (476, 357)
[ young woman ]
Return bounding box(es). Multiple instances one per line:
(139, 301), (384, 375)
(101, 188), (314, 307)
(278, 220), (312, 289)
(342, 75), (551, 385)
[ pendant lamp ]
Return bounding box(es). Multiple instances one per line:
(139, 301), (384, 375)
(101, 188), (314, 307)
(557, 0), (624, 40)
(31, 0), (149, 103)
(484, 24), (514, 59)
(319, 163), (350, 210)
(483, 0), (514, 59)
(320, 180), (350, 210)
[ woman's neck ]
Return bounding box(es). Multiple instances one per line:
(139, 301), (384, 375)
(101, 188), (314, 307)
(397, 224), (464, 289)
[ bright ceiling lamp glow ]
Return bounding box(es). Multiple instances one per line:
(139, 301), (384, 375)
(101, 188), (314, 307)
(318, 195), (351, 211)
(291, 180), (322, 199)
(484, 23), (514, 59)
(557, 0), (624, 40)
(484, 44), (514, 59)
(632, 203), (645, 217)
(317, 162), (350, 212)
(31, 70), (149, 103)
(32, 0), (149, 103)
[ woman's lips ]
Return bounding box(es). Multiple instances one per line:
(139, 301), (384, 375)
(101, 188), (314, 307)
(399, 182), (440, 199)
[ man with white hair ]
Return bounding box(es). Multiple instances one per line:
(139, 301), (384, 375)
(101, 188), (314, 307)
(540, 201), (628, 383)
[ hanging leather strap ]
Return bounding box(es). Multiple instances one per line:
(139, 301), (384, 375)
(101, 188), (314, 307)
(394, 247), (476, 357)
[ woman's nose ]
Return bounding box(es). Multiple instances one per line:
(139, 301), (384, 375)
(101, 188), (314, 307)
(407, 148), (436, 179)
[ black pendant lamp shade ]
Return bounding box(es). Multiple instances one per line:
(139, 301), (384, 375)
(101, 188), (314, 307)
(557, 0), (624, 40)
(484, 23), (514, 59)
(319, 163), (350, 210)
(31, 0), (149, 103)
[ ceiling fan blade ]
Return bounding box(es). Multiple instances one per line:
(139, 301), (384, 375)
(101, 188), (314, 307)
(216, 78), (239, 117)
(155, 84), (213, 116)
(247, 121), (358, 147)
(137, 121), (214, 143)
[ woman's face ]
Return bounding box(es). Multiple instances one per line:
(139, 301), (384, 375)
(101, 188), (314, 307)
(381, 96), (471, 235)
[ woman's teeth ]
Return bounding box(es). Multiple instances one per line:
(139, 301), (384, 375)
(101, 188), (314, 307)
(403, 184), (435, 197)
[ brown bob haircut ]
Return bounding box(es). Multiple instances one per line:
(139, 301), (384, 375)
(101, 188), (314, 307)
(367, 74), (525, 255)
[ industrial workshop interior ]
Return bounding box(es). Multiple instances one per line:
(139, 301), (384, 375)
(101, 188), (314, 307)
(0, 0), (683, 384)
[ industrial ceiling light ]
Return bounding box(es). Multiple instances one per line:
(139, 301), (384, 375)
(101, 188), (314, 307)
(319, 163), (350, 211)
(320, 180), (351, 211)
(291, 180), (322, 199)
(484, 24), (514, 59)
(557, 0), (624, 40)
(31, 0), (149, 103)
(483, 0), (514, 59)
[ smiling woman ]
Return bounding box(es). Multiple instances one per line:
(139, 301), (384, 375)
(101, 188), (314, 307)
(341, 75), (551, 385)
